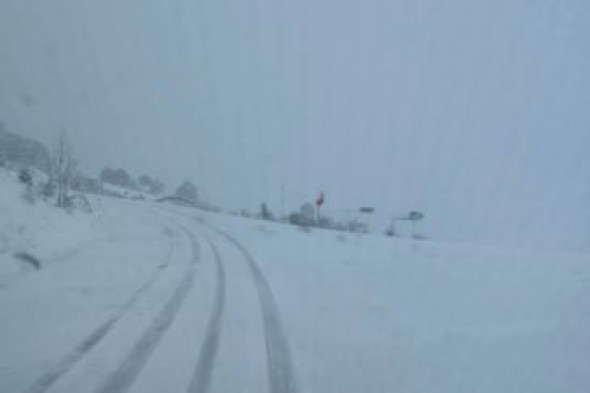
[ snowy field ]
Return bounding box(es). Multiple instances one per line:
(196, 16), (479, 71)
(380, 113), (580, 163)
(1, 172), (589, 393)
(197, 210), (590, 393)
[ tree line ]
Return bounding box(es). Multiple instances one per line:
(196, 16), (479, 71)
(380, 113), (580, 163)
(0, 125), (200, 210)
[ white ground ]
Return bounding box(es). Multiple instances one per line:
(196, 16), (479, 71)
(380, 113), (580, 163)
(1, 171), (589, 393)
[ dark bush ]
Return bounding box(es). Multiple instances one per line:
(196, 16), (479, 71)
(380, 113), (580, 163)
(18, 169), (33, 186)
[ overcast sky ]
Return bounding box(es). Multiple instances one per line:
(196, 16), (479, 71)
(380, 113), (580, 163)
(1, 0), (589, 246)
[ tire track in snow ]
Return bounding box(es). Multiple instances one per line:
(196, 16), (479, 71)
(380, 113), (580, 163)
(203, 223), (299, 393)
(94, 228), (200, 393)
(22, 223), (181, 393)
(187, 233), (226, 393)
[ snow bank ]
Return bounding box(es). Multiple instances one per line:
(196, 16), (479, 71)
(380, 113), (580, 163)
(0, 168), (93, 285)
(0, 182), (186, 393)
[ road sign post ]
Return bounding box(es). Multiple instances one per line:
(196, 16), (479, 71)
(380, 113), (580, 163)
(407, 211), (424, 239)
(359, 207), (375, 233)
(315, 192), (325, 222)
(392, 211), (425, 239)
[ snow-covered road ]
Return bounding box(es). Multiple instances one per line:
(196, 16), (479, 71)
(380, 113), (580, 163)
(92, 224), (199, 393)
(1, 200), (299, 393)
(203, 223), (298, 393)
(185, 232), (225, 393)
(2, 183), (589, 393)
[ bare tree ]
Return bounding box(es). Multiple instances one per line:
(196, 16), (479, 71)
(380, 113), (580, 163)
(53, 130), (78, 208)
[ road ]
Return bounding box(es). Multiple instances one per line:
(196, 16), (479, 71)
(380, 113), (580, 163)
(18, 210), (298, 393)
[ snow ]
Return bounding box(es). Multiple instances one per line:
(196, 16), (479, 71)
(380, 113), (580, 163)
(0, 169), (92, 286)
(101, 183), (155, 201)
(0, 169), (192, 392)
(183, 208), (590, 393)
(1, 180), (589, 393)
(2, 0), (589, 251)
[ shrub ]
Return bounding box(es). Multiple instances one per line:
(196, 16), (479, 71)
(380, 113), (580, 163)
(18, 168), (33, 186)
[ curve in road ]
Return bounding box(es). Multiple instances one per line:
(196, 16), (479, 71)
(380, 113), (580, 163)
(187, 233), (226, 393)
(22, 221), (183, 393)
(202, 222), (299, 393)
(94, 227), (200, 393)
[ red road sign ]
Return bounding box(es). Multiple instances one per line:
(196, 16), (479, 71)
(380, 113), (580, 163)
(316, 192), (325, 207)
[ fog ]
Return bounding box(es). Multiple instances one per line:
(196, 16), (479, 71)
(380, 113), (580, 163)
(1, 0), (588, 247)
